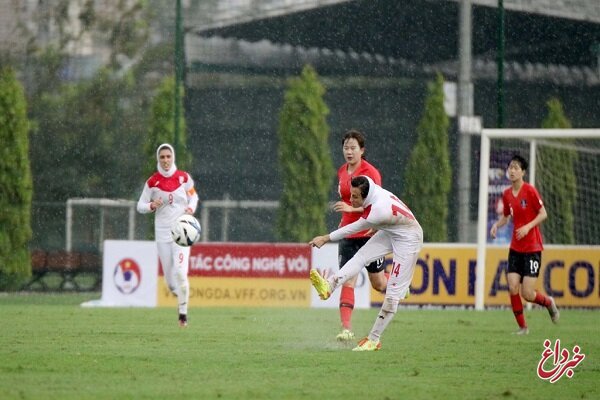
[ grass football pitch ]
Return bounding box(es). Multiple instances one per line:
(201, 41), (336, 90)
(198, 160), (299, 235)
(0, 293), (598, 400)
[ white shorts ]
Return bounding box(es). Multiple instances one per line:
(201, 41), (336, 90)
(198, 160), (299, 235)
(354, 229), (422, 301)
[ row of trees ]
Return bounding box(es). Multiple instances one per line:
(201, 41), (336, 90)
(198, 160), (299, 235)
(0, 62), (185, 289)
(0, 53), (577, 290)
(273, 66), (579, 248)
(274, 67), (453, 243)
(0, 0), (184, 289)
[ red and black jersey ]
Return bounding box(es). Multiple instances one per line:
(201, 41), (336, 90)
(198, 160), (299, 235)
(337, 159), (381, 238)
(502, 182), (544, 253)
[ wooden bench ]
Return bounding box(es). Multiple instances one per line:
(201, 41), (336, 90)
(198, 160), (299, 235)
(78, 252), (102, 291)
(23, 250), (102, 292)
(25, 249), (49, 290)
(46, 251), (81, 290)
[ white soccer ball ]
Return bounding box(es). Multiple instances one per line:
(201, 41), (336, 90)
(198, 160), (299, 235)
(171, 214), (202, 246)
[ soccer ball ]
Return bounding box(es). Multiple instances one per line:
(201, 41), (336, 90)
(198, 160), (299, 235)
(171, 214), (202, 246)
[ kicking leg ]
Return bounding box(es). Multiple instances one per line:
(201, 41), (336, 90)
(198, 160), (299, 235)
(354, 246), (419, 351)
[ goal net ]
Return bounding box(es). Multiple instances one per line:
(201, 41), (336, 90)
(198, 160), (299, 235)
(65, 198), (139, 253)
(475, 129), (600, 310)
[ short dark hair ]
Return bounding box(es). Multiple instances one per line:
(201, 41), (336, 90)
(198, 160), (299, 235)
(342, 129), (366, 147)
(351, 176), (370, 198)
(343, 129), (366, 159)
(509, 154), (528, 171)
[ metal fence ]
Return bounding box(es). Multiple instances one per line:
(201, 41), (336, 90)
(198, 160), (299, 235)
(30, 197), (295, 252)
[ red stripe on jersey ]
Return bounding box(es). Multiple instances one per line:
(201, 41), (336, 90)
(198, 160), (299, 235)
(392, 204), (415, 220)
(148, 171), (189, 192)
(362, 205), (372, 219)
(390, 196), (415, 220)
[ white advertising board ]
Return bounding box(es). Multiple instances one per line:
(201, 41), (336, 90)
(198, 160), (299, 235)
(83, 241), (371, 309)
(82, 240), (158, 307)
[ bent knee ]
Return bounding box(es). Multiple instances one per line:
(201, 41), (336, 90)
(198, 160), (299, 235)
(382, 297), (399, 314)
(368, 272), (387, 292)
(521, 290), (536, 302)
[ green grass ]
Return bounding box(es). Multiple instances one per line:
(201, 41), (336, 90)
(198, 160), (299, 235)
(0, 293), (598, 400)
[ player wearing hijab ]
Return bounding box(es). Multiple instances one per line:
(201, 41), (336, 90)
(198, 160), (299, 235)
(137, 143), (199, 327)
(310, 176), (423, 351)
(333, 129), (386, 341)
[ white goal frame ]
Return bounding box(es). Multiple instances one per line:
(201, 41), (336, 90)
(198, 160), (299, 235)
(65, 198), (136, 252)
(475, 128), (600, 310)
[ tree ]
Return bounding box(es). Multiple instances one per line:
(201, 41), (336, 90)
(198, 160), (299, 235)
(0, 67), (32, 289)
(276, 65), (334, 242)
(143, 75), (190, 179)
(30, 68), (146, 202)
(15, 0), (151, 72)
(538, 98), (577, 244)
(403, 73), (452, 242)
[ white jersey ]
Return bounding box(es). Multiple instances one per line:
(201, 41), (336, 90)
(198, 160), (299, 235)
(329, 178), (422, 245)
(326, 176), (423, 305)
(137, 170), (199, 242)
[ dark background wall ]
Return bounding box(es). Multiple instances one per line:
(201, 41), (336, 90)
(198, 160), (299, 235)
(186, 79), (428, 201)
(185, 78), (428, 241)
(30, 74), (599, 249)
(184, 73), (600, 242)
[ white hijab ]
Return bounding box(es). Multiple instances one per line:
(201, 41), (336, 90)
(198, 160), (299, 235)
(156, 143), (178, 178)
(360, 175), (382, 208)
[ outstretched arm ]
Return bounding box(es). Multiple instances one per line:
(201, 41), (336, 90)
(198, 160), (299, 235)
(329, 218), (371, 241)
(309, 234), (330, 249)
(309, 218), (372, 248)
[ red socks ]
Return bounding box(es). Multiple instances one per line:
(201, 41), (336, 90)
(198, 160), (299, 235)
(510, 293), (527, 328)
(533, 292), (551, 308)
(339, 286), (355, 330)
(510, 292), (551, 328)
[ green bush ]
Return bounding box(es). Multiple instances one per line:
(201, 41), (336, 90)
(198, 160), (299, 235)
(276, 65), (334, 242)
(0, 67), (32, 289)
(538, 98), (576, 244)
(403, 73), (452, 242)
(144, 75), (190, 178)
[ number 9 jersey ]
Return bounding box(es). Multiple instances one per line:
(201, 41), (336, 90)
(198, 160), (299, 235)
(137, 170), (199, 242)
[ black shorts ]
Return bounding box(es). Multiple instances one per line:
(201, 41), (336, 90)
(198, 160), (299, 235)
(507, 249), (542, 278)
(338, 237), (385, 273)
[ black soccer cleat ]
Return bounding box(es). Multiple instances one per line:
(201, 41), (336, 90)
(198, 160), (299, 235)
(178, 313), (188, 328)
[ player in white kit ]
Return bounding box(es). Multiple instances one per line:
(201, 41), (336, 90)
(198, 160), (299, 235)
(137, 143), (199, 327)
(309, 175), (423, 351)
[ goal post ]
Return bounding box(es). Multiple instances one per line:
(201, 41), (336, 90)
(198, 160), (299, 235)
(475, 129), (600, 310)
(65, 198), (137, 252)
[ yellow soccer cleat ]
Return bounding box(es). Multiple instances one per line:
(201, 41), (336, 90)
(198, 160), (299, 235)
(336, 329), (355, 341)
(309, 269), (331, 300)
(352, 337), (381, 352)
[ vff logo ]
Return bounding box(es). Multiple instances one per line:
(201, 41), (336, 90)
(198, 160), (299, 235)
(113, 258), (142, 295)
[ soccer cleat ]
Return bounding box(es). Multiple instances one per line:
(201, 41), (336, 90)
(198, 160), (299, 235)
(336, 329), (355, 341)
(547, 296), (560, 324)
(352, 337), (381, 352)
(512, 327), (529, 335)
(310, 269), (331, 300)
(178, 313), (188, 328)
